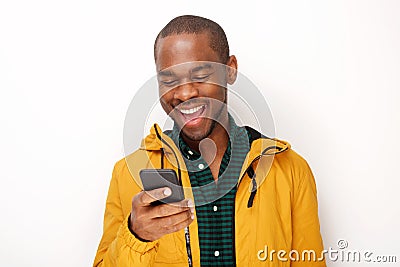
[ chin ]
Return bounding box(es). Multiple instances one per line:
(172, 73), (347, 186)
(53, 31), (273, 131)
(181, 128), (208, 141)
(181, 121), (214, 141)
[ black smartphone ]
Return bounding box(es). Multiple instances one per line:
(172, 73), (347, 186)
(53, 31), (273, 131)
(139, 169), (185, 205)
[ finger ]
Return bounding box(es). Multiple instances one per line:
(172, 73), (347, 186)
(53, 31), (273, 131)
(156, 208), (193, 227)
(173, 198), (195, 211)
(164, 213), (194, 234)
(152, 199), (193, 218)
(138, 187), (172, 205)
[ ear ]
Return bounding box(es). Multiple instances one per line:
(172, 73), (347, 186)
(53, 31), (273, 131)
(226, 55), (238, 85)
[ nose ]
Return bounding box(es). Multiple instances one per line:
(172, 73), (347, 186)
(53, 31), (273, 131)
(174, 82), (198, 102)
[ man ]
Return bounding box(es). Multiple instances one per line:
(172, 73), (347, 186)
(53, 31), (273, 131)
(94, 15), (325, 266)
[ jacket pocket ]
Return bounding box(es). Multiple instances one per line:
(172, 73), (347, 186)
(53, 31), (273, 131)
(154, 232), (186, 264)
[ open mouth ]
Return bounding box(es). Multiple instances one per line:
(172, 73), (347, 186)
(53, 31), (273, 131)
(177, 104), (206, 127)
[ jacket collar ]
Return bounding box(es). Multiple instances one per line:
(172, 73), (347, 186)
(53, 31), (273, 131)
(139, 123), (290, 183)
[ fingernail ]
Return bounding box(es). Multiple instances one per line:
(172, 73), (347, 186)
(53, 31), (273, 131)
(163, 188), (171, 196)
(190, 207), (195, 214)
(191, 214), (194, 219)
(187, 199), (194, 207)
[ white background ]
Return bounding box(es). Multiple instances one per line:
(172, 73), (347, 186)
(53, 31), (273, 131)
(1, 0), (399, 266)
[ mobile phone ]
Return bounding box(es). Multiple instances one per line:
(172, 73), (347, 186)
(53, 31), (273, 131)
(139, 169), (185, 205)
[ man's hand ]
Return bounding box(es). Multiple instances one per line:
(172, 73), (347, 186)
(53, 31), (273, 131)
(129, 187), (195, 241)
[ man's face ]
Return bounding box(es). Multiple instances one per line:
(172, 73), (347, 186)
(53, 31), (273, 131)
(155, 33), (234, 141)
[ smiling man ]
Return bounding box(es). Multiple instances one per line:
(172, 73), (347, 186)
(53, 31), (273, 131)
(94, 15), (326, 267)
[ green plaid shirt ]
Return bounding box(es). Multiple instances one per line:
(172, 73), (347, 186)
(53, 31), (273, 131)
(167, 115), (250, 267)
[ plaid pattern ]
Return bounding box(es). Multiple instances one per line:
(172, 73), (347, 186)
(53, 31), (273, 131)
(167, 115), (250, 267)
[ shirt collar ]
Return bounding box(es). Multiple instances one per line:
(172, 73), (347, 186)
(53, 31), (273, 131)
(170, 113), (240, 161)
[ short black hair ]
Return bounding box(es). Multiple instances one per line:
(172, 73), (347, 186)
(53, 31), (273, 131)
(154, 15), (230, 63)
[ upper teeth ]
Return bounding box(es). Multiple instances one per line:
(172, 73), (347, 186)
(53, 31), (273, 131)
(180, 105), (204, 114)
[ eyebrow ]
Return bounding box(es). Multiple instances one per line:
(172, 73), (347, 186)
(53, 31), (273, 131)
(190, 63), (213, 73)
(158, 70), (175, 77)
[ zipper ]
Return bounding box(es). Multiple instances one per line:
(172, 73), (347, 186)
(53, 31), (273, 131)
(153, 125), (193, 267)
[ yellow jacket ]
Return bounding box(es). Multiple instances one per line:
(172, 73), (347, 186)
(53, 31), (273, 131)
(94, 124), (326, 266)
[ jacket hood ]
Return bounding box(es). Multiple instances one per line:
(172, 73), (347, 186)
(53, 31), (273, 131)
(139, 123), (291, 157)
(139, 124), (166, 151)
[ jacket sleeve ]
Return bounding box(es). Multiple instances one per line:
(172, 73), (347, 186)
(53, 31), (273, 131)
(93, 161), (159, 266)
(291, 159), (326, 267)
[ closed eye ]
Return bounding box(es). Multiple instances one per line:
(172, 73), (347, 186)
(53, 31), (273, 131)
(160, 80), (178, 86)
(191, 74), (211, 82)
